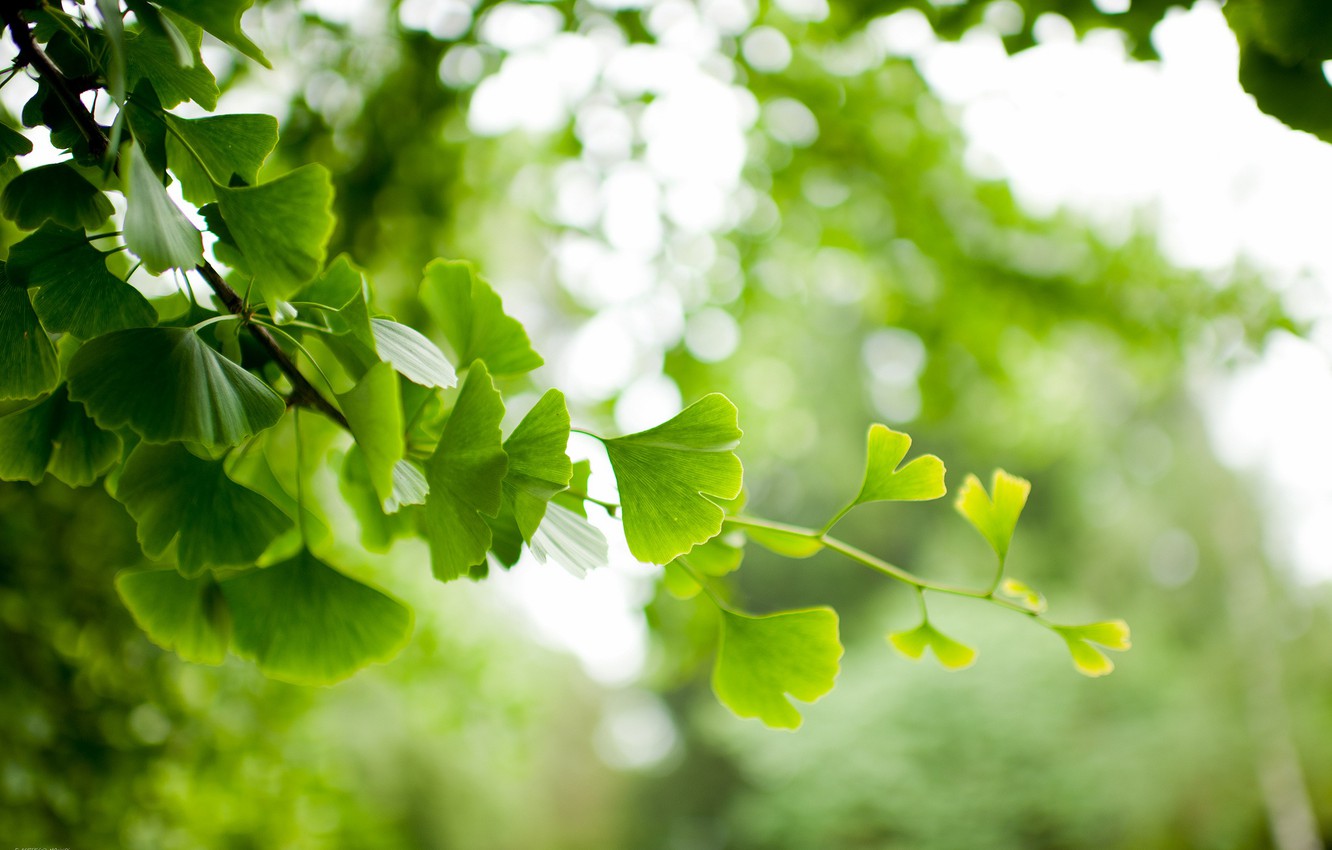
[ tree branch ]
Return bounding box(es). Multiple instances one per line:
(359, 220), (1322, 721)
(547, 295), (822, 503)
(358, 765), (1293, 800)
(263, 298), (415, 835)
(3, 5), (350, 430)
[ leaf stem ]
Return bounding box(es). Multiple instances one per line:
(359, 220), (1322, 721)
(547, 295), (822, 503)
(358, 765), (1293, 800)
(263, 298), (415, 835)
(675, 558), (728, 611)
(570, 427), (605, 442)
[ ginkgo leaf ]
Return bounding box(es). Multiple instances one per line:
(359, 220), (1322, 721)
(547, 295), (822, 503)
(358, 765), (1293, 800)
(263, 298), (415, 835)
(370, 318), (456, 388)
(114, 443), (293, 577)
(734, 520), (823, 559)
(221, 551), (414, 685)
(296, 255), (375, 350)
(339, 447), (417, 552)
(888, 620), (978, 670)
(125, 15), (218, 109)
(955, 470), (1031, 562)
(851, 424), (946, 505)
(530, 501), (609, 579)
(164, 112), (278, 204)
(125, 0), (193, 66)
(66, 326), (285, 446)
(388, 459), (428, 512)
(604, 393), (743, 565)
(0, 386), (122, 486)
(225, 425), (332, 558)
(552, 458), (594, 518)
(999, 577), (1047, 613)
(117, 568), (231, 664)
(712, 607), (842, 730)
(419, 259), (543, 377)
(0, 122), (33, 163)
(1053, 620), (1131, 677)
(124, 142), (203, 274)
(503, 389), (572, 540)
(152, 0), (271, 67)
(1, 163), (113, 230)
(338, 361), (404, 509)
(9, 223), (157, 338)
(0, 277), (59, 400)
(424, 362), (508, 581)
(214, 165), (335, 302)
(665, 535), (744, 598)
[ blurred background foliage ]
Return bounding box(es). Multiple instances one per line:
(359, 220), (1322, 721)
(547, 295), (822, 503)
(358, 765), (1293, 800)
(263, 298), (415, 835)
(3, 0), (1331, 847)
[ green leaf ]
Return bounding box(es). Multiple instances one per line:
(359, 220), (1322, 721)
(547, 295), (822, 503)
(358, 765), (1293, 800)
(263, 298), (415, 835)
(114, 443), (293, 577)
(224, 418), (333, 558)
(888, 621), (978, 671)
(337, 361), (404, 509)
(998, 577), (1047, 613)
(0, 386), (122, 486)
(0, 275), (59, 400)
(388, 459), (428, 511)
(530, 501), (608, 579)
(419, 259), (544, 377)
(370, 318), (457, 388)
(125, 15), (218, 109)
(503, 389), (572, 540)
(66, 326), (285, 446)
(124, 142), (203, 274)
(117, 568), (231, 664)
(665, 534), (744, 598)
(604, 394), (743, 565)
(339, 447), (418, 552)
(10, 223), (158, 338)
(152, 0), (271, 68)
(954, 470), (1031, 562)
(296, 255), (375, 349)
(851, 424), (946, 505)
(126, 0), (194, 66)
(164, 112), (278, 204)
(214, 165), (335, 303)
(552, 458), (594, 518)
(0, 122), (33, 163)
(739, 522), (823, 559)
(221, 551), (413, 685)
(1053, 620), (1131, 678)
(423, 362), (508, 581)
(712, 607), (842, 730)
(1, 163), (113, 230)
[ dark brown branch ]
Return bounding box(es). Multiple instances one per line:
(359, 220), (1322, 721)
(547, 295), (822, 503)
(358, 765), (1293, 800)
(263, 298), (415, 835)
(195, 262), (349, 429)
(3, 6), (349, 430)
(2, 5), (108, 161)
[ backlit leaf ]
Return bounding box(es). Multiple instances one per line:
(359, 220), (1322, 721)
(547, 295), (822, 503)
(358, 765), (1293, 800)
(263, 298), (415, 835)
(502, 389), (572, 540)
(851, 424), (946, 505)
(419, 259), (543, 377)
(1, 163), (113, 230)
(10, 223), (157, 338)
(221, 551), (413, 685)
(124, 142), (203, 274)
(152, 0), (271, 67)
(114, 443), (293, 577)
(67, 327), (284, 446)
(0, 276), (59, 400)
(370, 318), (456, 388)
(215, 165), (335, 303)
(604, 393), (743, 564)
(337, 361), (404, 509)
(740, 523), (823, 559)
(0, 386), (122, 486)
(955, 469), (1031, 562)
(125, 15), (217, 109)
(1053, 620), (1132, 677)
(888, 621), (978, 670)
(712, 607), (842, 730)
(424, 362), (508, 581)
(530, 500), (609, 579)
(165, 112), (278, 204)
(0, 122), (33, 163)
(117, 568), (231, 664)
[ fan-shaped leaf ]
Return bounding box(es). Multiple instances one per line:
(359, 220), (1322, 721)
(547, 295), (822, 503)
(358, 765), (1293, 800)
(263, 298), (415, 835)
(1053, 620), (1131, 677)
(10, 223), (157, 338)
(888, 621), (978, 670)
(125, 15), (217, 109)
(117, 568), (231, 664)
(423, 362), (507, 581)
(503, 389), (572, 540)
(124, 142), (203, 274)
(114, 443), (293, 577)
(712, 607), (842, 730)
(1, 163), (112, 230)
(153, 0), (271, 67)
(221, 551), (413, 685)
(0, 277), (59, 400)
(420, 259), (543, 377)
(604, 393), (743, 564)
(0, 386), (122, 486)
(370, 318), (456, 388)
(530, 501), (608, 579)
(851, 424), (946, 505)
(955, 470), (1031, 562)
(66, 326), (284, 446)
(214, 165), (334, 302)
(337, 361), (404, 508)
(0, 122), (33, 163)
(165, 112), (278, 204)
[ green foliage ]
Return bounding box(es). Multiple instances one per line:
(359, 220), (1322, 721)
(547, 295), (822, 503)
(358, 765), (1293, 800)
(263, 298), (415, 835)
(604, 394), (744, 565)
(712, 608), (843, 730)
(0, 0), (1133, 732)
(888, 619), (979, 671)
